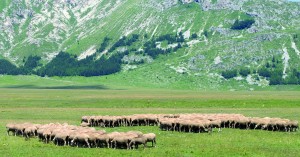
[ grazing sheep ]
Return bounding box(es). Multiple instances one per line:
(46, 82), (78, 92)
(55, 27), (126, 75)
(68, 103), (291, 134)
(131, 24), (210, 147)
(24, 126), (37, 140)
(6, 123), (16, 136)
(128, 136), (147, 149)
(111, 136), (131, 149)
(96, 134), (110, 148)
(71, 133), (90, 148)
(290, 120), (299, 132)
(53, 131), (70, 146)
(43, 129), (52, 143)
(210, 120), (222, 132)
(143, 133), (156, 147)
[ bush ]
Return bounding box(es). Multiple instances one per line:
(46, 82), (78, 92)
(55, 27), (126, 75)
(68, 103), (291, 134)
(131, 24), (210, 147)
(258, 68), (271, 78)
(222, 69), (238, 79)
(203, 30), (208, 38)
(191, 33), (198, 39)
(231, 19), (255, 30)
(239, 68), (251, 77)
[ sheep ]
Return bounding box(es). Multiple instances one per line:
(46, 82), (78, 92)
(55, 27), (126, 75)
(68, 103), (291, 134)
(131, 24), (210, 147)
(128, 136), (147, 149)
(290, 120), (299, 132)
(127, 131), (143, 137)
(6, 123), (17, 136)
(53, 131), (70, 146)
(232, 117), (249, 130)
(43, 129), (52, 143)
(111, 135), (131, 149)
(106, 132), (122, 148)
(71, 133), (90, 148)
(143, 133), (156, 147)
(96, 133), (110, 148)
(24, 126), (37, 140)
(210, 120), (222, 132)
(80, 122), (90, 127)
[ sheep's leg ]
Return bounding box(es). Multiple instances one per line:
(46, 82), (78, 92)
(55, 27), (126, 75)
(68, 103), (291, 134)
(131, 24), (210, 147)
(107, 140), (110, 148)
(94, 141), (97, 148)
(86, 140), (90, 148)
(284, 127), (287, 132)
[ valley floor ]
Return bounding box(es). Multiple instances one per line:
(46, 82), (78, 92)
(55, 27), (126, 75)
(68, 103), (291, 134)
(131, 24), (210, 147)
(0, 86), (299, 156)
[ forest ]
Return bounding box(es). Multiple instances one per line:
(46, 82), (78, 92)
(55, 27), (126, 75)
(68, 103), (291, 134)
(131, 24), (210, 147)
(0, 33), (185, 77)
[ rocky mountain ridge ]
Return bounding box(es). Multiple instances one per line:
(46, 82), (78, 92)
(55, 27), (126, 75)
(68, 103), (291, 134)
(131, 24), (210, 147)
(1, 0), (300, 88)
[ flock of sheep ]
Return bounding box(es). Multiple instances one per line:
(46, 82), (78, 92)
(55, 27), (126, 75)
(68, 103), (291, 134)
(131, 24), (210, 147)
(5, 113), (298, 150)
(81, 114), (299, 133)
(6, 123), (156, 149)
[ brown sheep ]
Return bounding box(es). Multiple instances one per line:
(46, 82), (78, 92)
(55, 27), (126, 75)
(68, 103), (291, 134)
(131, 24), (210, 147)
(6, 123), (17, 136)
(53, 131), (70, 146)
(71, 133), (90, 148)
(96, 134), (110, 148)
(24, 126), (37, 140)
(290, 120), (299, 132)
(128, 136), (147, 149)
(43, 129), (52, 143)
(143, 133), (156, 147)
(210, 120), (222, 132)
(111, 135), (131, 149)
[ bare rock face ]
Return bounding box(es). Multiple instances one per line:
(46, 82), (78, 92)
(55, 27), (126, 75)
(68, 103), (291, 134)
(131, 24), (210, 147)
(0, 0), (125, 62)
(195, 0), (246, 11)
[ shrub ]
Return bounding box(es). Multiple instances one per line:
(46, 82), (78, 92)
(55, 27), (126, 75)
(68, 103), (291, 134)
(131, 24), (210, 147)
(239, 68), (251, 77)
(222, 69), (238, 79)
(231, 19), (255, 30)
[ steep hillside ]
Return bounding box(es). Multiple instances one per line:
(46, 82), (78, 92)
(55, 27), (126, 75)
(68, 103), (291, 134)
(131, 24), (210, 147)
(0, 0), (300, 89)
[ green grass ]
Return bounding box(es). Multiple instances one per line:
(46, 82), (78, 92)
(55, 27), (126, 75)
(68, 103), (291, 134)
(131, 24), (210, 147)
(0, 86), (299, 157)
(1, 74), (300, 92)
(0, 0), (10, 12)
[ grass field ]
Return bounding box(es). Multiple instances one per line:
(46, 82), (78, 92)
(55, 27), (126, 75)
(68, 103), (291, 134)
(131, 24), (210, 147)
(0, 86), (300, 157)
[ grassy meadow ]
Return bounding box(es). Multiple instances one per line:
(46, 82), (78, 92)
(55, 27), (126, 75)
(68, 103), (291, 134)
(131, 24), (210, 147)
(0, 78), (300, 157)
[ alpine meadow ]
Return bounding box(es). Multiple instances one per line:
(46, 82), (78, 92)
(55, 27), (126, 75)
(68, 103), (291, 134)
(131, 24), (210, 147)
(0, 0), (300, 157)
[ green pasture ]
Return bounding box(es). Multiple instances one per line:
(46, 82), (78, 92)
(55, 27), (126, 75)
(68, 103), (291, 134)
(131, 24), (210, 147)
(0, 82), (299, 157)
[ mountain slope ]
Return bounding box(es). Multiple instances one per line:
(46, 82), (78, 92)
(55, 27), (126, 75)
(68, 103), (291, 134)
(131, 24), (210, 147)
(0, 0), (300, 89)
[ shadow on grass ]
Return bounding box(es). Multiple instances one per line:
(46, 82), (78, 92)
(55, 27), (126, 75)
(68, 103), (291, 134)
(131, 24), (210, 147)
(2, 85), (109, 90)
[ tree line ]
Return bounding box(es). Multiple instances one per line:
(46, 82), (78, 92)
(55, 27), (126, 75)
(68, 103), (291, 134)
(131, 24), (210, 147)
(0, 32), (189, 77)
